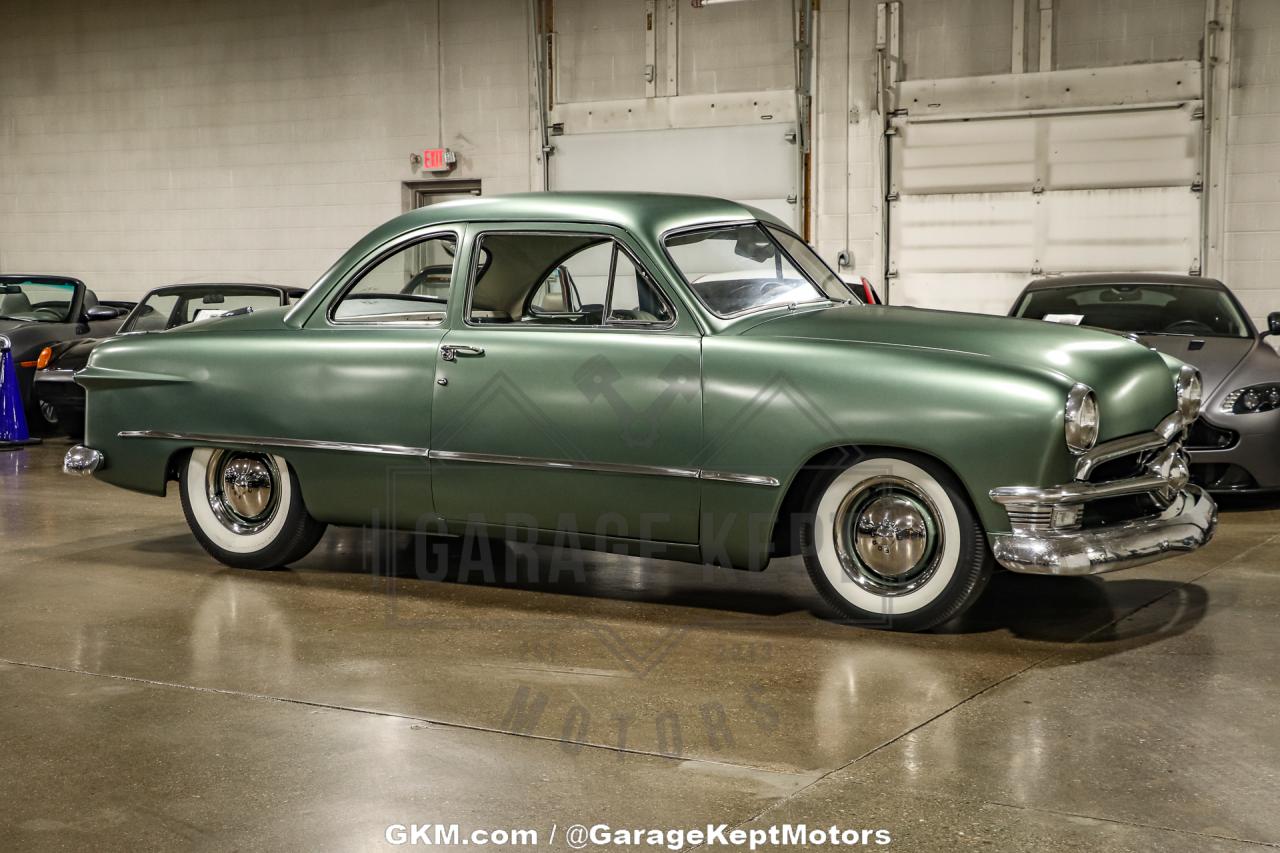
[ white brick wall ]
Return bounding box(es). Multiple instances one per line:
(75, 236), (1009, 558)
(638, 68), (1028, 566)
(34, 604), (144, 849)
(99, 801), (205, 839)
(902, 0), (1014, 80)
(551, 0), (648, 103)
(1055, 0), (1204, 70)
(1225, 0), (1280, 328)
(0, 0), (535, 300)
(550, 0), (794, 102)
(678, 0), (795, 94)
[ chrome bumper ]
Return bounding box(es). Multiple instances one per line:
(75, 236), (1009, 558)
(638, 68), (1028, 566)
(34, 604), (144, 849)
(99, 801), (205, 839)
(988, 486), (1217, 576)
(63, 445), (104, 477)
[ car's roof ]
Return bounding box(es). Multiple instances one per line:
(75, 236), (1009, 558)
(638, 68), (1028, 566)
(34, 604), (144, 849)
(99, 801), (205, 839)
(148, 282), (293, 296)
(382, 192), (783, 235)
(0, 274), (84, 286)
(1024, 273), (1227, 291)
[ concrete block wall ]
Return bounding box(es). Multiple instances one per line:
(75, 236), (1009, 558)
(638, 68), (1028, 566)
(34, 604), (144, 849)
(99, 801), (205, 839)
(902, 0), (1014, 79)
(1224, 0), (1280, 327)
(1054, 0), (1204, 70)
(812, 0), (882, 282)
(551, 0), (795, 103)
(551, 0), (648, 103)
(677, 1), (795, 94)
(0, 0), (534, 299)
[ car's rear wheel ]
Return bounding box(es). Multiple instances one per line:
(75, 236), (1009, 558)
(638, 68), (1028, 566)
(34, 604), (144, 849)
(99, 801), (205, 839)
(800, 452), (992, 631)
(180, 448), (326, 570)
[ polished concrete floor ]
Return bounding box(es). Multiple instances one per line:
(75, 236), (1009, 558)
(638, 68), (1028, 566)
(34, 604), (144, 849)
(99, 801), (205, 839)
(2, 440), (1279, 852)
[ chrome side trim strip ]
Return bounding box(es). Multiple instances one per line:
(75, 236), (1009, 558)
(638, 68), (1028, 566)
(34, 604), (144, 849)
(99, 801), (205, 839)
(698, 470), (782, 487)
(429, 449), (780, 487)
(118, 431), (432, 458)
(1073, 411), (1185, 480)
(117, 432), (781, 487)
(428, 449), (700, 479)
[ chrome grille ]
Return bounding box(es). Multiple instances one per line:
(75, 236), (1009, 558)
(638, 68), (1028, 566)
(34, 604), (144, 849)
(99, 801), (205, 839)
(1005, 505), (1054, 532)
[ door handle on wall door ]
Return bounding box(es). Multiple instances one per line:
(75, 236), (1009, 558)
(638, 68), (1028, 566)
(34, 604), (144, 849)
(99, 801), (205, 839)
(440, 345), (485, 362)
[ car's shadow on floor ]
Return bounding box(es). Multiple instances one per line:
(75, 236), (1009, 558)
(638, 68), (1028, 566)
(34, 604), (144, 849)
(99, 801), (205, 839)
(938, 570), (1207, 648)
(120, 528), (1208, 652)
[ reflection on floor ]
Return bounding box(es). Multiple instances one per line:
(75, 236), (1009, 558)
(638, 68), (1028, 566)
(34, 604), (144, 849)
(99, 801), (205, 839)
(1, 441), (1278, 851)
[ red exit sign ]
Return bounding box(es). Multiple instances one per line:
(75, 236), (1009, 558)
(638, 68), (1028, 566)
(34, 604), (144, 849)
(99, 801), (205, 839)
(422, 148), (455, 171)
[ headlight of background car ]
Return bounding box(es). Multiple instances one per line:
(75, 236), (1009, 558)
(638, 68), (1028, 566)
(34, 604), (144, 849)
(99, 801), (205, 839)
(1175, 365), (1203, 422)
(1220, 383), (1280, 414)
(1065, 384), (1099, 454)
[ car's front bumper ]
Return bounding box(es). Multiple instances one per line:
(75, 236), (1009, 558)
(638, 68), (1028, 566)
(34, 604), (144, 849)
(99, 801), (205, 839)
(988, 411), (1218, 576)
(987, 486), (1217, 576)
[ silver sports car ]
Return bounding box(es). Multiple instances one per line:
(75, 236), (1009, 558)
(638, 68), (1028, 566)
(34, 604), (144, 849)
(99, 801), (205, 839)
(1012, 273), (1280, 493)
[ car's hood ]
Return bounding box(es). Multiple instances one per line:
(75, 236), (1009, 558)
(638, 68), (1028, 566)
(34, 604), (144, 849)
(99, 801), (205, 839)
(1131, 334), (1256, 397)
(738, 304), (1180, 437)
(0, 317), (44, 337)
(48, 337), (105, 371)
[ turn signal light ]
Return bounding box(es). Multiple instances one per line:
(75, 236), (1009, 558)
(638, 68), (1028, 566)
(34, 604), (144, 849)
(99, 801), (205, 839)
(35, 347), (54, 370)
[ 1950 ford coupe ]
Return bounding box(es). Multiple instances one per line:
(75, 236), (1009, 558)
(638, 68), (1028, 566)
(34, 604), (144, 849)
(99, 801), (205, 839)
(64, 193), (1217, 631)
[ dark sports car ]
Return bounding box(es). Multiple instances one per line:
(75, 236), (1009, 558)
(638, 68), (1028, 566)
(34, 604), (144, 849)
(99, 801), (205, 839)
(36, 283), (305, 439)
(0, 275), (132, 433)
(1012, 273), (1280, 493)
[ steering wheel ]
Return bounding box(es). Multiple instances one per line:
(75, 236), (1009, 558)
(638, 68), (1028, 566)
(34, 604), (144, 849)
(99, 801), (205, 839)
(1163, 319), (1215, 335)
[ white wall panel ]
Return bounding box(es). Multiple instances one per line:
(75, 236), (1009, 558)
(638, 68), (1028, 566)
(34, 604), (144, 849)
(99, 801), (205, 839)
(891, 187), (1199, 315)
(549, 124), (800, 228)
(895, 105), (1201, 196)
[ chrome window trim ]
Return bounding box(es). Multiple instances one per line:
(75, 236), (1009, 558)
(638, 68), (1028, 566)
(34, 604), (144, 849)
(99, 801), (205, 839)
(462, 228), (678, 332)
(324, 226), (462, 328)
(118, 431), (779, 486)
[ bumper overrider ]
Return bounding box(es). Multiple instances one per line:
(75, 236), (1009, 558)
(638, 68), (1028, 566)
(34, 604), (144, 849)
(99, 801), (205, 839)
(988, 412), (1218, 576)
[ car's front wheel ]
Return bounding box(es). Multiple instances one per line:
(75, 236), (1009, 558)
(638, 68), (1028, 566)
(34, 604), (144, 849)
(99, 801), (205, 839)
(180, 448), (326, 570)
(800, 452), (992, 631)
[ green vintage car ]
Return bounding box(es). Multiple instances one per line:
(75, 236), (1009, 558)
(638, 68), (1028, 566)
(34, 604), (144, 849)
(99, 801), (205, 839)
(64, 193), (1217, 630)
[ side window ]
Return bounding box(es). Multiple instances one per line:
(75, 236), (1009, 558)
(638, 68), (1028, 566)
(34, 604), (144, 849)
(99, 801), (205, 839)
(471, 232), (673, 328)
(332, 234), (456, 324)
(525, 241), (612, 324)
(126, 293), (180, 332)
(607, 251), (672, 324)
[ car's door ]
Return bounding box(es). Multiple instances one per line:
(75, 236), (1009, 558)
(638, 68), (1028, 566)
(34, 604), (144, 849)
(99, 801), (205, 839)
(430, 223), (703, 545)
(285, 227), (459, 529)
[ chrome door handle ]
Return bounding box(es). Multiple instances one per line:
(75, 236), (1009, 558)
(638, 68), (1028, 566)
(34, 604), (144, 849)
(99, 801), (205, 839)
(440, 344), (485, 362)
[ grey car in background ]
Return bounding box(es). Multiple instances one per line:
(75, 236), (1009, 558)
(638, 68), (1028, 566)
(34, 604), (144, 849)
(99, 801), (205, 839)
(1012, 273), (1280, 493)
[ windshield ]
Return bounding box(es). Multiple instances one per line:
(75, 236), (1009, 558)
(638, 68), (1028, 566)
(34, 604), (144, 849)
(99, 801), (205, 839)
(122, 287), (284, 333)
(664, 222), (849, 317)
(1014, 283), (1252, 339)
(0, 279), (77, 323)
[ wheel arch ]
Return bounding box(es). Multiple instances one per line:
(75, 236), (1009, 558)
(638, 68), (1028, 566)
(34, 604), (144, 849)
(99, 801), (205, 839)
(770, 443), (982, 558)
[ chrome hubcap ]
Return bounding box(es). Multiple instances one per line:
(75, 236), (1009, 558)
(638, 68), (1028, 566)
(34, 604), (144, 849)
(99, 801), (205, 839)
(206, 450), (280, 535)
(835, 476), (943, 596)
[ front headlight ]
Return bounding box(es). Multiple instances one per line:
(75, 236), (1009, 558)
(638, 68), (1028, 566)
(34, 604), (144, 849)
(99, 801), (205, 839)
(1221, 383), (1280, 414)
(1175, 365), (1203, 422)
(1065, 384), (1099, 454)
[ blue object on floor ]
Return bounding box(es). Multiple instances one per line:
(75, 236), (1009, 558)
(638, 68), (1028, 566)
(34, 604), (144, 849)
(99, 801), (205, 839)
(0, 340), (42, 450)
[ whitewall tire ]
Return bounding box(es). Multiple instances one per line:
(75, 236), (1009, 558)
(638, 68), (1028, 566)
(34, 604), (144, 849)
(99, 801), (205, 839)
(180, 448), (326, 570)
(800, 452), (992, 631)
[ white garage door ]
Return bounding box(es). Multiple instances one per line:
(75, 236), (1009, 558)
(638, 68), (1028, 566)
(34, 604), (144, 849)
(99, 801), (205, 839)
(888, 103), (1203, 316)
(548, 122), (801, 230)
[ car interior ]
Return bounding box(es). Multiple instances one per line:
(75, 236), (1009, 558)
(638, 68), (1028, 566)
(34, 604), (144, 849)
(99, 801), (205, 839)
(1016, 284), (1252, 337)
